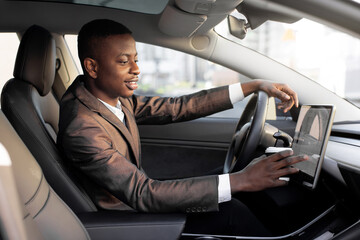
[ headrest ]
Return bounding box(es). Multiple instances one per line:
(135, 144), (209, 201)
(13, 25), (56, 96)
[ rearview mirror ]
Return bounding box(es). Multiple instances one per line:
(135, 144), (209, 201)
(228, 0), (301, 40)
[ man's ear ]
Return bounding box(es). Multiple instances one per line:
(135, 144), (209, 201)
(83, 58), (98, 79)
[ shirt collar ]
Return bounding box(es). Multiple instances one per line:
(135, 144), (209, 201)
(97, 98), (125, 123)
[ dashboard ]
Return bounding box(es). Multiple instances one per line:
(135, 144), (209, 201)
(324, 123), (360, 200)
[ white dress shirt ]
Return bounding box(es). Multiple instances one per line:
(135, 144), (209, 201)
(98, 99), (126, 126)
(98, 83), (244, 204)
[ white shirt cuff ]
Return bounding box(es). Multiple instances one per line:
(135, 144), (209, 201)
(218, 174), (232, 203)
(229, 83), (244, 104)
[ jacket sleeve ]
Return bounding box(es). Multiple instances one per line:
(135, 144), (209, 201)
(131, 85), (233, 124)
(61, 114), (219, 213)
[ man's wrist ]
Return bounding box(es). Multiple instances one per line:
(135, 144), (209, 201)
(241, 80), (262, 97)
(229, 172), (250, 194)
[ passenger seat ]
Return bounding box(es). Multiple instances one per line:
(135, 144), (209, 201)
(1, 25), (96, 213)
(0, 110), (90, 240)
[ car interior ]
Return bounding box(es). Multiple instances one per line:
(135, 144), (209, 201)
(1, 0), (360, 240)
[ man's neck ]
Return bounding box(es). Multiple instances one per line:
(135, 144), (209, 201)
(83, 77), (118, 106)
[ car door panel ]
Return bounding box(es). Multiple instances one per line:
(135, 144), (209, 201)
(139, 117), (238, 179)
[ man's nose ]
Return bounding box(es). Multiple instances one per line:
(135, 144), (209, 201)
(130, 61), (140, 75)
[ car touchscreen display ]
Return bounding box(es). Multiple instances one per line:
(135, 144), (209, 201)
(290, 105), (335, 188)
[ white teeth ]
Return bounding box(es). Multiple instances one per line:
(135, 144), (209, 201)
(125, 81), (138, 91)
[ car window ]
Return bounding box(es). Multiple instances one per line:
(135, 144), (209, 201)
(0, 33), (20, 97)
(65, 34), (253, 118)
(215, 13), (360, 109)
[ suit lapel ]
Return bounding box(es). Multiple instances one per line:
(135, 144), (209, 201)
(120, 99), (141, 166)
(72, 78), (140, 166)
(99, 109), (141, 167)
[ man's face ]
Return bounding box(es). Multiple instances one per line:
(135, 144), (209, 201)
(90, 34), (140, 100)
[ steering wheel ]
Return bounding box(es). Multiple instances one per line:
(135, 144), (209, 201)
(223, 91), (269, 173)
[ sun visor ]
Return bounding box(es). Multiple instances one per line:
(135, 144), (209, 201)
(159, 5), (207, 37)
(175, 0), (243, 15)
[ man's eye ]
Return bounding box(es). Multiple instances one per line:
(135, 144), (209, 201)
(118, 61), (128, 64)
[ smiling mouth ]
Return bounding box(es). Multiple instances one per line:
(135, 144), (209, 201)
(125, 80), (138, 91)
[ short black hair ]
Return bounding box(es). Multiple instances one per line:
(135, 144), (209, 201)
(77, 19), (132, 71)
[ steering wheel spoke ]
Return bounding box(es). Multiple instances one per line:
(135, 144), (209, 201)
(223, 91), (269, 173)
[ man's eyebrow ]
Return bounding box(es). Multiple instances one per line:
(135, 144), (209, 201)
(116, 52), (138, 57)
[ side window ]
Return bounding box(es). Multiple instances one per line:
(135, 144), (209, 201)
(0, 33), (20, 96)
(64, 35), (251, 118)
(135, 42), (252, 118)
(64, 35), (83, 74)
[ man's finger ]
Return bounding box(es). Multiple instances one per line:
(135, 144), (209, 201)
(272, 88), (291, 102)
(274, 83), (299, 108)
(290, 154), (309, 165)
(272, 178), (289, 187)
(281, 87), (298, 108)
(275, 154), (309, 169)
(267, 149), (294, 162)
(278, 101), (294, 113)
(280, 84), (299, 107)
(274, 167), (299, 179)
(284, 101), (295, 113)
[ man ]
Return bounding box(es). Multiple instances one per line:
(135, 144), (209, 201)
(58, 19), (307, 236)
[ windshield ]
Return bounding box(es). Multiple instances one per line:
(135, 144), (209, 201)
(215, 12), (360, 108)
(32, 0), (169, 14)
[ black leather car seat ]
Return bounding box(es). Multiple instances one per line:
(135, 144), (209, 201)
(1, 25), (96, 213)
(0, 110), (90, 240)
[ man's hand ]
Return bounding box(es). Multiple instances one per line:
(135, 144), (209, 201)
(258, 81), (298, 113)
(241, 80), (299, 113)
(229, 150), (308, 194)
